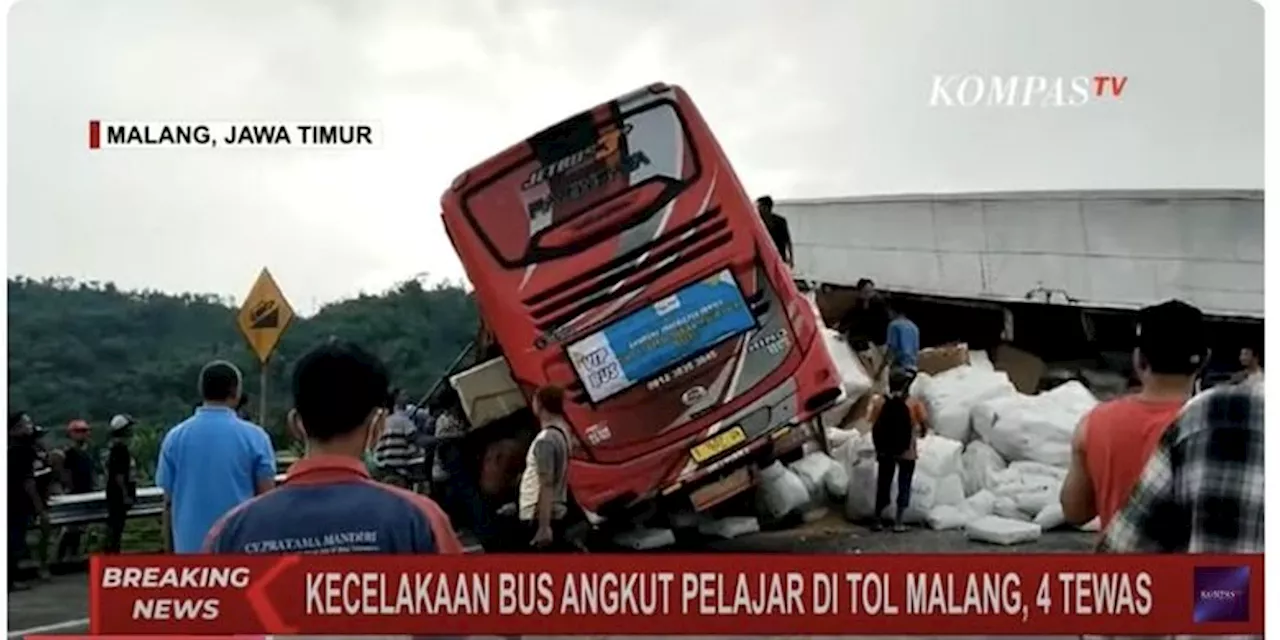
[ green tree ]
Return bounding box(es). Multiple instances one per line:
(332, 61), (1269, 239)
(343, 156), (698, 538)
(7, 276), (477, 474)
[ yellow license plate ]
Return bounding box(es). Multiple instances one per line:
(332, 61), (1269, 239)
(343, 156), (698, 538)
(690, 426), (747, 463)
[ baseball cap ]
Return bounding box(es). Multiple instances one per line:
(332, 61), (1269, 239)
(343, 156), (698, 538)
(1136, 299), (1206, 374)
(108, 414), (135, 432)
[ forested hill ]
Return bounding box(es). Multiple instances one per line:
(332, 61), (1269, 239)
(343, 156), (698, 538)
(7, 276), (478, 448)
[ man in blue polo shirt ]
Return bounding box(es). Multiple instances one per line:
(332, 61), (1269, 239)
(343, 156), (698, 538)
(157, 360), (277, 553)
(880, 300), (920, 378)
(205, 340), (461, 554)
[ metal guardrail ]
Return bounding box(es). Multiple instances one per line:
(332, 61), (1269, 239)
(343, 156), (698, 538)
(42, 454), (298, 527)
(39, 456), (486, 554)
(45, 473), (290, 527)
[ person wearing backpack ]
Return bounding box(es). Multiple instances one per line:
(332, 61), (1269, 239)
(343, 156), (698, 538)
(868, 370), (929, 532)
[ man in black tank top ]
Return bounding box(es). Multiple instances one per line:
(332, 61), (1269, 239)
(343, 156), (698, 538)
(756, 196), (793, 267)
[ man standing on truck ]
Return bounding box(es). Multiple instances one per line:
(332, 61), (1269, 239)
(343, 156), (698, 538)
(1060, 299), (1206, 531)
(519, 385), (574, 550)
(756, 195), (793, 266)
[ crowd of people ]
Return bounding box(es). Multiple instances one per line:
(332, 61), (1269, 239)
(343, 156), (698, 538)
(8, 409), (139, 591)
(8, 336), (587, 592)
(829, 274), (1264, 549)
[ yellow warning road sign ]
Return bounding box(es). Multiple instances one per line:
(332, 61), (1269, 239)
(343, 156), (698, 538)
(237, 268), (295, 363)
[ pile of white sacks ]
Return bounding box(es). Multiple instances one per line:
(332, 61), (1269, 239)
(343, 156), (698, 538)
(757, 323), (1104, 544)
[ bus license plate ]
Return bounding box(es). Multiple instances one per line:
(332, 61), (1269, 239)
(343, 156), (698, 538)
(690, 426), (747, 463)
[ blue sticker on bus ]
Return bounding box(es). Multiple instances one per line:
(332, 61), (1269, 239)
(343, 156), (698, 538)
(567, 270), (756, 402)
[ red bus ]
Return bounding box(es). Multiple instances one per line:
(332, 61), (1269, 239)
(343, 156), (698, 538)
(440, 83), (841, 518)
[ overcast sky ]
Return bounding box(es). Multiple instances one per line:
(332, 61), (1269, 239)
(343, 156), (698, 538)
(7, 0), (1262, 313)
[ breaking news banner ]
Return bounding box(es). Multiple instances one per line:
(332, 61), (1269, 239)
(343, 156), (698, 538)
(83, 554), (1261, 636)
(87, 121), (381, 149)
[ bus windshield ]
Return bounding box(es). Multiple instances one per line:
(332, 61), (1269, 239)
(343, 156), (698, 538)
(461, 99), (700, 268)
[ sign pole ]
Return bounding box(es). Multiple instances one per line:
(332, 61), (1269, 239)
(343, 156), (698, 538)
(259, 361), (269, 425)
(236, 268), (295, 428)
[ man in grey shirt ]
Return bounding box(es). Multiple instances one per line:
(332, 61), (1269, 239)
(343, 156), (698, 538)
(518, 386), (571, 550)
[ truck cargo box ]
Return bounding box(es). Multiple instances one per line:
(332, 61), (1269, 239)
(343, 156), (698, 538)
(450, 357), (527, 429)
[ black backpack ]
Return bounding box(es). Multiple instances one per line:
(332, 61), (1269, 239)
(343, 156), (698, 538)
(871, 395), (913, 457)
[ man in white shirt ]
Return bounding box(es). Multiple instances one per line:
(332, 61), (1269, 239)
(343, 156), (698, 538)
(518, 385), (572, 550)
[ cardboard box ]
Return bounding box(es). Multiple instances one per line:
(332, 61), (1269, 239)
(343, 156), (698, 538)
(918, 343), (971, 376)
(993, 344), (1047, 394)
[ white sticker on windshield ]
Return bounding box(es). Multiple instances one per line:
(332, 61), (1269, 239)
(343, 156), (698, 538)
(654, 295), (681, 316)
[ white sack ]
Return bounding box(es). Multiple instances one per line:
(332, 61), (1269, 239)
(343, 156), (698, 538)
(934, 473), (966, 507)
(920, 366), (1018, 442)
(824, 457), (850, 500)
(981, 383), (1097, 467)
(963, 490), (998, 518)
(844, 462), (879, 520)
(969, 350), (994, 370)
(825, 427), (856, 450)
(1042, 380), (1099, 415)
(1033, 503), (1066, 530)
(803, 290), (823, 323)
(698, 516), (760, 539)
(909, 372), (934, 400)
(1079, 517), (1101, 532)
(820, 399), (857, 431)
(971, 394), (1034, 445)
(1015, 487), (1060, 515)
(1007, 461), (1068, 481)
(993, 496), (1031, 521)
(790, 452), (839, 501)
(961, 440), (1007, 495)
(755, 462), (810, 520)
(927, 505), (970, 530)
(822, 328), (873, 404)
(966, 516), (1043, 545)
(613, 527), (676, 550)
(916, 435), (964, 479)
(989, 467), (1060, 496)
(840, 435), (880, 521)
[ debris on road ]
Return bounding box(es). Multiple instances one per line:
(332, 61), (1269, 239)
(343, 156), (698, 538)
(612, 527), (677, 551)
(965, 515), (1043, 546)
(697, 516), (760, 540)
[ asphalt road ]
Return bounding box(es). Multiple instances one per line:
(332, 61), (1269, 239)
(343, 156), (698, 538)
(7, 515), (1093, 638)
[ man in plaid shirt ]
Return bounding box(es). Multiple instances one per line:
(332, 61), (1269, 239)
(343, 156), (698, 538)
(1099, 383), (1264, 553)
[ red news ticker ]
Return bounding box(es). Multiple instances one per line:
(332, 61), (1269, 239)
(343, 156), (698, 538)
(87, 553), (1262, 636)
